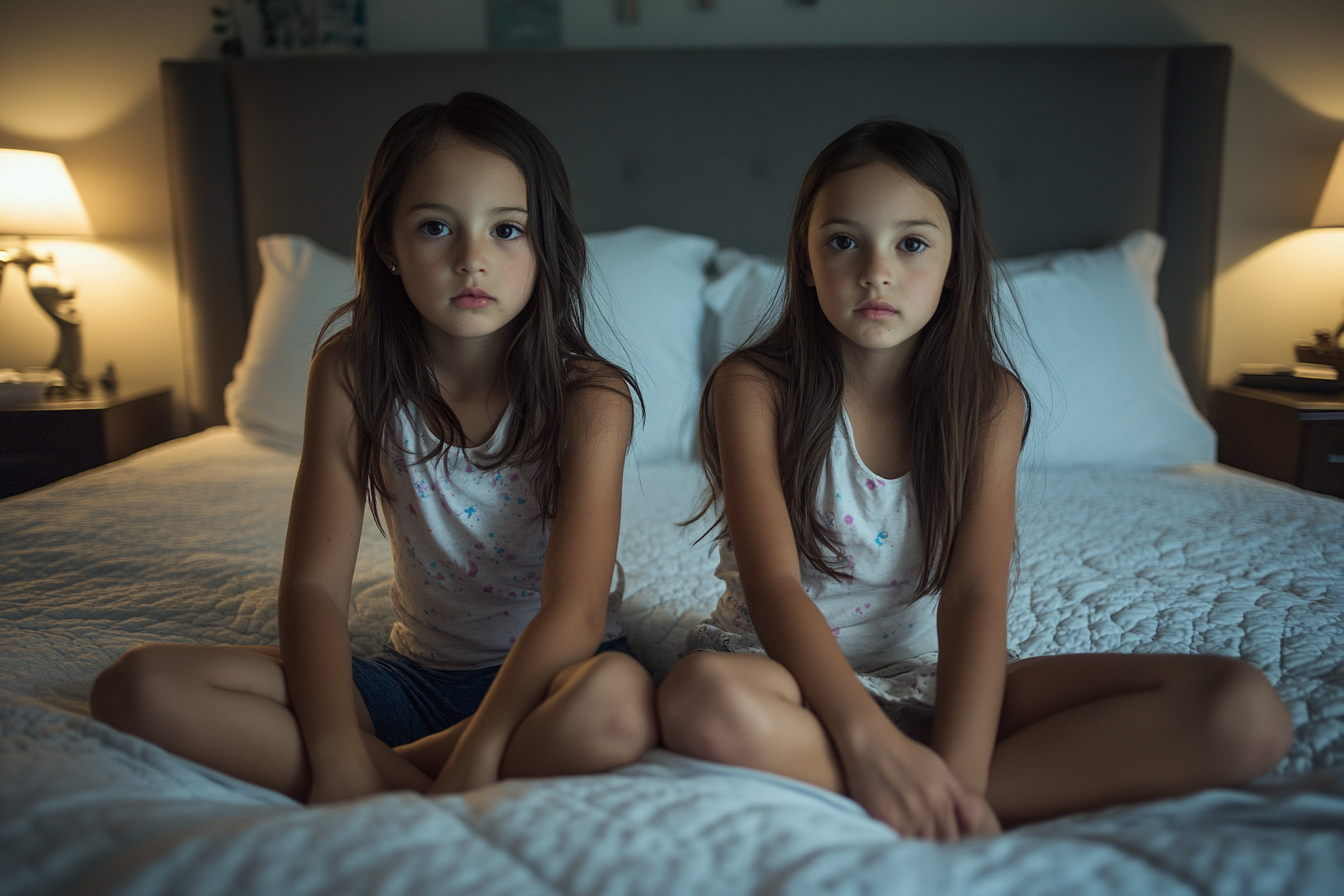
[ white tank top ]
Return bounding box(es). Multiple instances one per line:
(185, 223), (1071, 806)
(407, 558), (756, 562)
(382, 403), (624, 670)
(694, 407), (939, 673)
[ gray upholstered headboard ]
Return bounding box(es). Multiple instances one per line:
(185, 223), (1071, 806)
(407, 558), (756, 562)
(162, 45), (1230, 431)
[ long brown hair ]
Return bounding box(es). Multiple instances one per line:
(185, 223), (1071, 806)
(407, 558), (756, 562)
(695, 119), (1029, 598)
(319, 92), (639, 525)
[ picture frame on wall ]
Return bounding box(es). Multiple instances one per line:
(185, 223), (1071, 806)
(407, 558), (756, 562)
(488, 0), (562, 48)
(219, 0), (368, 55)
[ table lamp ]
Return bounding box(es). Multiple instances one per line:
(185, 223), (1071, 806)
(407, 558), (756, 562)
(1295, 139), (1344, 376)
(0, 148), (96, 395)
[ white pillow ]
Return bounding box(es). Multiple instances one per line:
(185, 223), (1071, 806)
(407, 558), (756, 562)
(1002, 230), (1215, 467)
(228, 228), (716, 461)
(703, 247), (785, 364)
(699, 231), (1213, 468)
(586, 226), (718, 462)
(225, 234), (354, 450)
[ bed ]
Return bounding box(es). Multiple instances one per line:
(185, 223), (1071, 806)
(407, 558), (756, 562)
(3, 46), (1344, 895)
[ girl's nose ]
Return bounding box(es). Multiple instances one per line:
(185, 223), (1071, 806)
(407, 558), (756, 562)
(453, 236), (487, 275)
(860, 253), (893, 288)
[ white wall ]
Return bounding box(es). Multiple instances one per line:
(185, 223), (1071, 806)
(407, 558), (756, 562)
(1, 0), (1340, 431)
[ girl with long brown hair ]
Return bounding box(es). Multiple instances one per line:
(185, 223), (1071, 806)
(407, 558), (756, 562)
(92, 93), (657, 803)
(657, 119), (1291, 838)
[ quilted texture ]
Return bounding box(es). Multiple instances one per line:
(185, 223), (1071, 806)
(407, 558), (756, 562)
(2, 429), (1343, 895)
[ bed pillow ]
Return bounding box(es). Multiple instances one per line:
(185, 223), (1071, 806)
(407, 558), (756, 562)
(702, 247), (786, 365)
(224, 234), (354, 450)
(228, 228), (716, 461)
(1002, 230), (1214, 467)
(586, 226), (718, 462)
(700, 231), (1213, 468)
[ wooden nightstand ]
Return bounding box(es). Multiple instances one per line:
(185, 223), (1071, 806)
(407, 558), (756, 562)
(1210, 385), (1344, 498)
(0, 387), (174, 498)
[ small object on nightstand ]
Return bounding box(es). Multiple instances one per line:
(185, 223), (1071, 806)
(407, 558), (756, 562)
(1233, 362), (1341, 394)
(98, 361), (119, 394)
(1295, 324), (1344, 380)
(0, 368), (64, 404)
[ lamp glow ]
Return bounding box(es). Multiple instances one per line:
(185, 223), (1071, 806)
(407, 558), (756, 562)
(0, 149), (93, 237)
(0, 148), (95, 395)
(1293, 138), (1344, 376)
(1311, 140), (1344, 229)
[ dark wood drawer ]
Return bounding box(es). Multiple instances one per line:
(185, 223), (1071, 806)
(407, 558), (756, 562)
(0, 388), (174, 498)
(1298, 418), (1344, 496)
(1211, 386), (1344, 498)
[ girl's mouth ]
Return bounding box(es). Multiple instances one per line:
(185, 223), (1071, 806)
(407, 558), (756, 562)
(452, 288), (494, 309)
(856, 299), (897, 319)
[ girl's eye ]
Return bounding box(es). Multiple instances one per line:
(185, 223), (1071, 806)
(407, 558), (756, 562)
(899, 236), (928, 254)
(419, 220), (450, 238)
(827, 234), (857, 251)
(492, 223), (524, 240)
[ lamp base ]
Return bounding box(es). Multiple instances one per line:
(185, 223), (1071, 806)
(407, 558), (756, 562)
(45, 373), (91, 398)
(0, 247), (89, 397)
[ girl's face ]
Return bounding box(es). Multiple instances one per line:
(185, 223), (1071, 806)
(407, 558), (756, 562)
(382, 135), (537, 347)
(805, 162), (952, 357)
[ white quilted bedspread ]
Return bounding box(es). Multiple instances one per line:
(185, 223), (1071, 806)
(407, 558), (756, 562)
(2, 427), (1343, 895)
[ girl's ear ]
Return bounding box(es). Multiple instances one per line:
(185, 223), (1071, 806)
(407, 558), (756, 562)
(374, 233), (399, 276)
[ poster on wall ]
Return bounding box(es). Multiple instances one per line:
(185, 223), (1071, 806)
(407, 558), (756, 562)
(488, 0), (562, 48)
(219, 0), (368, 55)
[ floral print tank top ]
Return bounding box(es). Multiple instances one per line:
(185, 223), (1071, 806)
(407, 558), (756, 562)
(382, 403), (624, 670)
(688, 407), (938, 673)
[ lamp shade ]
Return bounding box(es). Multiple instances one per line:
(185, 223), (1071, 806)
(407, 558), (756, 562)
(1313, 139), (1344, 228)
(0, 149), (94, 237)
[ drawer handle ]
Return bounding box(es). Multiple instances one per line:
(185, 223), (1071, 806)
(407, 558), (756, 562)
(1330, 454), (1344, 464)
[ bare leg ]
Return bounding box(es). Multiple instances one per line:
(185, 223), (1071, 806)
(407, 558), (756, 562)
(658, 651), (844, 791)
(90, 644), (430, 801)
(500, 652), (658, 778)
(395, 718), (469, 779)
(660, 652), (1291, 828)
(659, 652), (1002, 837)
(396, 652), (659, 781)
(986, 654), (1293, 825)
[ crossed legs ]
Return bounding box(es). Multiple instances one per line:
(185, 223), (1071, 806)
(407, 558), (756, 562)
(91, 644), (656, 802)
(986, 653), (1291, 823)
(657, 651), (1293, 826)
(393, 651), (658, 780)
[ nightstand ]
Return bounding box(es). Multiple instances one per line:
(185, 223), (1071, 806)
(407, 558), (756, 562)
(1210, 385), (1344, 498)
(0, 387), (174, 498)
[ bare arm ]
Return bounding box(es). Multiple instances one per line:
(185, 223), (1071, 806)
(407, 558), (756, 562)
(929, 378), (1024, 795)
(428, 372), (633, 793)
(713, 362), (984, 839)
(277, 342), (380, 801)
(712, 364), (880, 746)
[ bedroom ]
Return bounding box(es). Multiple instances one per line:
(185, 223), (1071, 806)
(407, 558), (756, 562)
(2, 1), (1343, 423)
(3, 2), (1344, 894)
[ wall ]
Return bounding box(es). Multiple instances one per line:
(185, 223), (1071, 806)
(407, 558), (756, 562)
(0, 0), (1340, 433)
(0, 0), (214, 431)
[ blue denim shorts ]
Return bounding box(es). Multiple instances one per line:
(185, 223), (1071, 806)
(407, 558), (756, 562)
(351, 637), (635, 747)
